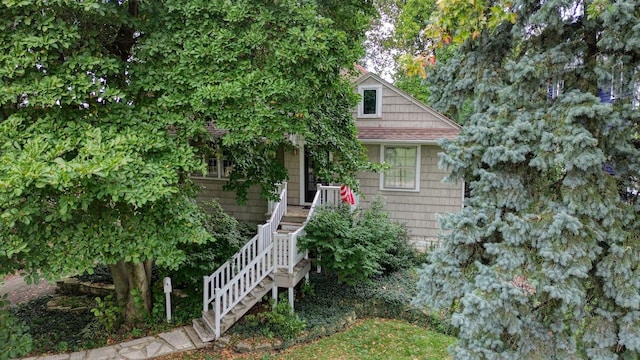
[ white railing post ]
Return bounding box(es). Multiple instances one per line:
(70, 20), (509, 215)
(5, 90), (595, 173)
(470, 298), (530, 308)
(288, 233), (295, 274)
(281, 182), (288, 218)
(215, 288), (221, 339)
(203, 276), (208, 313)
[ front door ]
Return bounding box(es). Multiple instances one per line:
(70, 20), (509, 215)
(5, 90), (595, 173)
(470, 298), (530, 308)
(303, 149), (316, 203)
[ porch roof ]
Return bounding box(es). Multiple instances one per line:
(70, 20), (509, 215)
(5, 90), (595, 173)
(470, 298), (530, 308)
(357, 127), (459, 144)
(205, 122), (227, 139)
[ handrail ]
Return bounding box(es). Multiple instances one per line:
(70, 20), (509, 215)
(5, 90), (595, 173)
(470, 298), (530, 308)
(317, 184), (359, 211)
(213, 242), (273, 338)
(274, 184), (324, 274)
(203, 233), (260, 313)
(203, 182), (287, 314)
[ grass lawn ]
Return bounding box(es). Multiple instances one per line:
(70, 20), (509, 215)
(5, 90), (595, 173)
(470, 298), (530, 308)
(160, 318), (455, 360)
(271, 318), (454, 360)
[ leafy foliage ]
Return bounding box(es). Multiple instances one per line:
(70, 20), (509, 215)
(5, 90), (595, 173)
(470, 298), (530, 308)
(91, 295), (121, 332)
(365, 0), (436, 78)
(0, 296), (32, 360)
(139, 0), (375, 200)
(0, 0), (374, 323)
(300, 199), (414, 285)
(414, 0), (640, 358)
(393, 72), (431, 105)
(74, 264), (113, 284)
(157, 200), (255, 291)
(245, 296), (307, 341)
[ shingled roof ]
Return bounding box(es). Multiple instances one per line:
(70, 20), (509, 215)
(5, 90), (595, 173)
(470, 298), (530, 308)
(357, 127), (458, 143)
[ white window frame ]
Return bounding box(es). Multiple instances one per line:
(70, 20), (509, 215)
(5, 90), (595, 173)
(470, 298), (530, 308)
(357, 85), (383, 118)
(380, 144), (421, 192)
(206, 153), (233, 179)
(191, 146), (233, 180)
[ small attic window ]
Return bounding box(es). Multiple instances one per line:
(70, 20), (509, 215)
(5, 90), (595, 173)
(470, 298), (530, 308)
(358, 85), (382, 118)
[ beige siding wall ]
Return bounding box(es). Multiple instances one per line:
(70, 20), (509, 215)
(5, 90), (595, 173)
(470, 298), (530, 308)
(192, 148), (302, 223)
(193, 177), (268, 223)
(354, 77), (456, 129)
(357, 144), (463, 248)
(284, 150), (302, 206)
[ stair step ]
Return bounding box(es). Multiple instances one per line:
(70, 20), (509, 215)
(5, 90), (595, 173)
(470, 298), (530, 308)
(202, 310), (215, 331)
(220, 317), (237, 334)
(192, 318), (216, 343)
(282, 214), (308, 223)
(184, 325), (208, 349)
(200, 277), (276, 337)
(293, 258), (311, 272)
(279, 221), (303, 231)
(231, 304), (247, 314)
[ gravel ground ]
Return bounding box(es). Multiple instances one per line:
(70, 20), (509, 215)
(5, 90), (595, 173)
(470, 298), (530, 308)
(0, 273), (57, 305)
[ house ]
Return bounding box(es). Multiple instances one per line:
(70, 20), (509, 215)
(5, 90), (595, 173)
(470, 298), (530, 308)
(190, 69), (463, 342)
(193, 69), (463, 251)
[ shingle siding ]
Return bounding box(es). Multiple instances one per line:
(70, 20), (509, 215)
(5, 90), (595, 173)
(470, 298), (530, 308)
(357, 144), (462, 245)
(354, 77), (458, 130)
(193, 177), (268, 223)
(284, 151), (302, 206)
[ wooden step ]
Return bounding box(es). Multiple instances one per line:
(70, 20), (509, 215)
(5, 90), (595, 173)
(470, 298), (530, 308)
(274, 258), (311, 288)
(192, 317), (216, 343)
(282, 215), (307, 223)
(279, 221), (303, 231)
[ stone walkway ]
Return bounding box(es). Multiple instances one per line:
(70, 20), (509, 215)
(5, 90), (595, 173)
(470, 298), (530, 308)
(20, 326), (208, 360)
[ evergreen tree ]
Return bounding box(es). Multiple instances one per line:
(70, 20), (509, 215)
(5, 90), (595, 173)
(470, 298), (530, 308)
(414, 0), (640, 358)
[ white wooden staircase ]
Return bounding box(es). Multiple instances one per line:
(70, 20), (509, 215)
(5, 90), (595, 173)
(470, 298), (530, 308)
(192, 183), (349, 343)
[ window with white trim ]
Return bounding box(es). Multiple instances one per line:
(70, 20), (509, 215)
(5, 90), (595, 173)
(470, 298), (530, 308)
(207, 152), (233, 179)
(192, 146), (232, 179)
(381, 145), (420, 191)
(357, 85), (382, 118)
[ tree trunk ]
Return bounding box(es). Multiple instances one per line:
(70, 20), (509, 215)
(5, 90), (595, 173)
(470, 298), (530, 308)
(109, 259), (153, 326)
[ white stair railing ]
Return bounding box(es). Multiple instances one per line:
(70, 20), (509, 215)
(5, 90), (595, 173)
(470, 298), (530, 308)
(202, 182), (287, 338)
(274, 185), (328, 274)
(212, 241), (273, 338)
(318, 184), (359, 210)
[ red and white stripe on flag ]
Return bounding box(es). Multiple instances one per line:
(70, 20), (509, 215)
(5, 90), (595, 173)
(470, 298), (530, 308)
(340, 185), (355, 205)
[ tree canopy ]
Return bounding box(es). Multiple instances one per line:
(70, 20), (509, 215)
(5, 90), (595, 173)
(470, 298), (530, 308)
(364, 0), (438, 108)
(0, 0), (375, 323)
(414, 0), (640, 358)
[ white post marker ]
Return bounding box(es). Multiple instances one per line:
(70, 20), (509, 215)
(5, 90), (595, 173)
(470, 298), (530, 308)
(163, 277), (172, 322)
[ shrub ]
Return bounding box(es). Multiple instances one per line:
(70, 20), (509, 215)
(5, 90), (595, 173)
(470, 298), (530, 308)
(245, 296), (306, 341)
(300, 198), (413, 284)
(91, 295), (121, 331)
(0, 296), (32, 359)
(157, 200), (255, 291)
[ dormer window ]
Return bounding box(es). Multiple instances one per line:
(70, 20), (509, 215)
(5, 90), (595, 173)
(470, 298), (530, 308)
(358, 85), (382, 118)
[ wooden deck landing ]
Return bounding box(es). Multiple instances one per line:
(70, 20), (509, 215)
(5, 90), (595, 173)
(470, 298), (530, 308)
(274, 259), (311, 288)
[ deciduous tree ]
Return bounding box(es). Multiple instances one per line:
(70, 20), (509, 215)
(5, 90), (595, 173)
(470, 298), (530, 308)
(0, 0), (374, 324)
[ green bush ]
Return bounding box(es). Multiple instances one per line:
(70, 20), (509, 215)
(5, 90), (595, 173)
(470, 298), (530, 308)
(245, 296), (306, 341)
(300, 198), (414, 284)
(0, 296), (32, 360)
(91, 295), (121, 331)
(157, 200), (255, 291)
